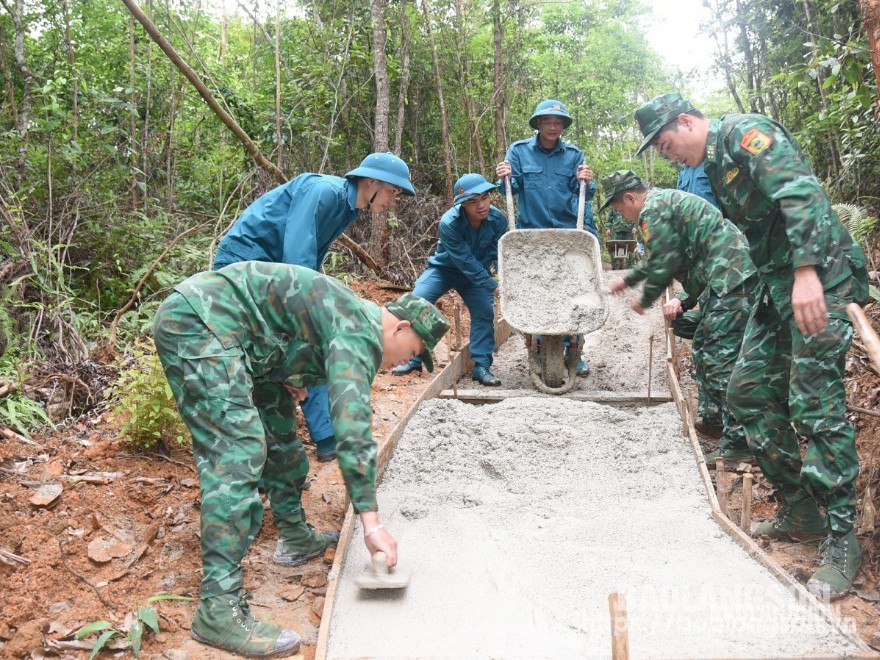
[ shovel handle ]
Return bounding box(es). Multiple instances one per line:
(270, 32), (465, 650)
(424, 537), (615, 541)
(848, 303), (880, 371)
(577, 181), (586, 232)
(505, 175), (515, 232)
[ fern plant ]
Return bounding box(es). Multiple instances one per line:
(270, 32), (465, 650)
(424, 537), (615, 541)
(834, 203), (878, 244)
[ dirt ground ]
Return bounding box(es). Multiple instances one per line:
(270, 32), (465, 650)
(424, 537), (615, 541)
(2, 281), (880, 657)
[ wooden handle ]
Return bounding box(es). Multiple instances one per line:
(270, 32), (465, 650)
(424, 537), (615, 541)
(577, 179), (586, 232)
(504, 176), (515, 232)
(608, 590), (629, 660)
(847, 303), (880, 371)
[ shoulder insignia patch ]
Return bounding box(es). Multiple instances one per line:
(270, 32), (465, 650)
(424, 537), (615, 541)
(706, 144), (715, 160)
(740, 128), (773, 155)
(640, 219), (650, 244)
(724, 167), (741, 185)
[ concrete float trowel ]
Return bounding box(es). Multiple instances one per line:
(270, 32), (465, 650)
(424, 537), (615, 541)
(355, 551), (410, 590)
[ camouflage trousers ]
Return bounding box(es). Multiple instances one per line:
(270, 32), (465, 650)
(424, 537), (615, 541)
(727, 289), (858, 534)
(671, 303), (721, 423)
(153, 292), (310, 597)
(671, 281), (755, 453)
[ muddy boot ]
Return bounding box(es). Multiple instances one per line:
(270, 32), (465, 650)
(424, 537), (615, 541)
(704, 447), (755, 465)
(753, 493), (828, 540)
(273, 522), (340, 567)
(472, 365), (501, 386)
(808, 530), (861, 599)
(191, 592), (300, 658)
(693, 416), (723, 439)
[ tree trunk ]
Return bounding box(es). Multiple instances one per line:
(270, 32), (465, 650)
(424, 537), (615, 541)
(861, 0), (880, 110)
(802, 0), (842, 195)
(0, 22), (19, 128)
(62, 0), (78, 144)
(706, 0), (745, 113)
(735, 0), (758, 112)
(140, 0), (154, 211)
(421, 0), (453, 203)
(369, 0), (391, 267)
(493, 0), (505, 163)
(393, 0), (411, 157)
(455, 0), (484, 174)
(274, 0), (282, 171)
(1, 0), (33, 187)
(129, 13), (139, 208)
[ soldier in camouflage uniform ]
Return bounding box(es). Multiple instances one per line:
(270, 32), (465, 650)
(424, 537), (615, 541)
(605, 208), (635, 241)
(635, 92), (869, 597)
(669, 164), (723, 439)
(602, 170), (758, 463)
(153, 262), (449, 657)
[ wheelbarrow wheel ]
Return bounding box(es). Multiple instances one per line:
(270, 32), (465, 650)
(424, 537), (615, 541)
(542, 335), (566, 388)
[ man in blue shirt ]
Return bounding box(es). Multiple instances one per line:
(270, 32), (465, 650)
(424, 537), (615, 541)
(677, 163), (717, 207)
(392, 173), (507, 385)
(213, 152), (416, 462)
(495, 99), (595, 376)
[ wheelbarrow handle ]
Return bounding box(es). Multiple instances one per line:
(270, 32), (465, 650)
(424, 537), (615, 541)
(576, 159), (587, 232)
(505, 175), (515, 232)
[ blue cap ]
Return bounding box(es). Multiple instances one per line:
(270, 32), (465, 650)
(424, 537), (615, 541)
(345, 152), (416, 196)
(528, 99), (573, 130)
(452, 173), (496, 205)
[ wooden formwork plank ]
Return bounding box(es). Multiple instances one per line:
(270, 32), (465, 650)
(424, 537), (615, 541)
(437, 389), (672, 404)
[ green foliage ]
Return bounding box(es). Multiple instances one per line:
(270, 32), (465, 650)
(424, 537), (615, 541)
(105, 339), (188, 451)
(75, 594), (194, 659)
(833, 203), (878, 244)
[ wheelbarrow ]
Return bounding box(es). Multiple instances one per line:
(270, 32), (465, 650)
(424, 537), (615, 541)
(498, 173), (609, 394)
(606, 239), (638, 270)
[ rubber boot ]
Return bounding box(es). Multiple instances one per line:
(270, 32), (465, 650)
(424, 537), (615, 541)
(472, 365), (501, 386)
(273, 522), (340, 567)
(753, 492), (828, 540)
(391, 358), (422, 376)
(191, 592), (300, 658)
(314, 436), (337, 463)
(807, 529), (861, 599)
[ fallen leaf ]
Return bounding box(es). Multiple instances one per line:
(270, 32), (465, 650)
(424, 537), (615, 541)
(29, 484), (63, 507)
(87, 537), (133, 563)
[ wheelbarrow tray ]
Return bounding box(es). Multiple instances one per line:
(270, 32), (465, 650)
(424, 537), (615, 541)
(498, 228), (609, 336)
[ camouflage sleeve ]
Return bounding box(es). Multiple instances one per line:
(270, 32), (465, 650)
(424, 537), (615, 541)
(728, 117), (832, 269)
(636, 205), (690, 309)
(325, 333), (382, 513)
(675, 290), (699, 312)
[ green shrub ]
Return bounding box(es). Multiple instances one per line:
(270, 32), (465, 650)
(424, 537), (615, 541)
(105, 339), (188, 450)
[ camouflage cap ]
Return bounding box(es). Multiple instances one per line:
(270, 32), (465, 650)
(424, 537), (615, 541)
(385, 293), (450, 372)
(633, 93), (695, 156)
(599, 170), (644, 212)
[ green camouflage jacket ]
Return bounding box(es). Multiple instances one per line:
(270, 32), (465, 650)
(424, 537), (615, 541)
(174, 262), (383, 513)
(623, 188), (757, 309)
(607, 209), (635, 240)
(703, 114), (868, 317)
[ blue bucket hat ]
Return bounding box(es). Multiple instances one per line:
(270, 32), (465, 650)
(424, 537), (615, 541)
(529, 99), (573, 130)
(452, 173), (496, 205)
(345, 152), (416, 196)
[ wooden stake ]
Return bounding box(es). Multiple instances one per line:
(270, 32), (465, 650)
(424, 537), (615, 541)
(741, 473), (753, 533)
(847, 302), (880, 371)
(451, 301), (462, 399)
(715, 457), (728, 517)
(608, 590), (629, 660)
(647, 333), (654, 403)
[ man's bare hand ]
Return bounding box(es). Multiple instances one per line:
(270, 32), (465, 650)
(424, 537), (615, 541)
(496, 161), (512, 179)
(792, 266), (827, 335)
(284, 384), (308, 403)
(577, 164), (593, 184)
(607, 278), (627, 295)
(663, 297), (683, 322)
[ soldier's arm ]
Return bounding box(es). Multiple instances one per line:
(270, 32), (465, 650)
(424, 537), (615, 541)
(638, 209), (688, 309)
(730, 118), (831, 269)
(325, 333), (382, 513)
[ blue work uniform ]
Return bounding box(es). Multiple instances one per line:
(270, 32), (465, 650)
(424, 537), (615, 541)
(676, 164), (717, 209)
(409, 204), (508, 370)
(213, 174), (362, 445)
(500, 135), (598, 237)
